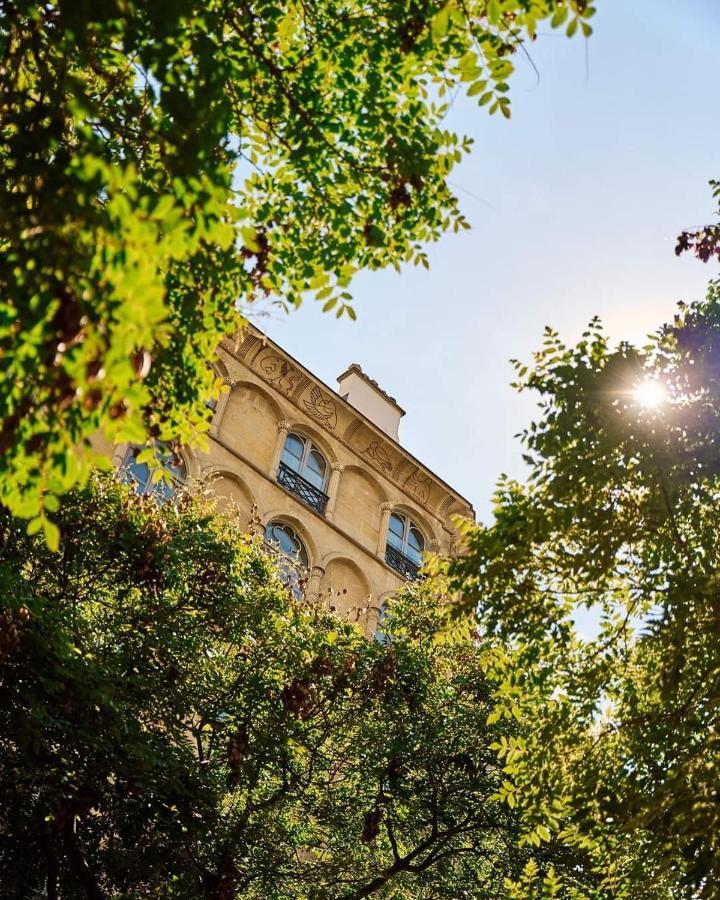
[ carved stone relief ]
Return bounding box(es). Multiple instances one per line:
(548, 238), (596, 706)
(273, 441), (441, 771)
(238, 333), (259, 359)
(393, 458), (415, 485)
(258, 353), (303, 397)
(437, 494), (456, 519)
(363, 439), (393, 473)
(405, 468), (432, 504)
(343, 418), (363, 443)
(303, 385), (338, 430)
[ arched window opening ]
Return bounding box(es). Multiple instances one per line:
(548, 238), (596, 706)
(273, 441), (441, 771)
(120, 443), (186, 503)
(374, 602), (391, 644)
(385, 512), (425, 580)
(277, 432), (329, 515)
(264, 521), (309, 599)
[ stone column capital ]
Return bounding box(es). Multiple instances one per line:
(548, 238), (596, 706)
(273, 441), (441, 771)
(380, 501), (394, 513)
(277, 420), (292, 433)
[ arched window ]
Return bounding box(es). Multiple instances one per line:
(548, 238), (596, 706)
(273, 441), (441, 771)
(277, 433), (329, 514)
(385, 512), (425, 580)
(374, 602), (390, 644)
(264, 521), (309, 599)
(121, 443), (186, 502)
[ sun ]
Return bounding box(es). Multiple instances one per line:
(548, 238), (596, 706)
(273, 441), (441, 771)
(633, 379), (666, 409)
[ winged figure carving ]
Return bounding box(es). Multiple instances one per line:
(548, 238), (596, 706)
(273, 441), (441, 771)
(406, 468), (431, 503)
(304, 386), (337, 429)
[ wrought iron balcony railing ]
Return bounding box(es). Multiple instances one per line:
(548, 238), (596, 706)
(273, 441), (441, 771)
(385, 544), (422, 581)
(277, 461), (329, 515)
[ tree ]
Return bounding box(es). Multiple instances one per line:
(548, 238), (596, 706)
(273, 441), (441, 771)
(0, 0), (595, 533)
(444, 283), (720, 897)
(0, 473), (596, 898)
(676, 179), (720, 263)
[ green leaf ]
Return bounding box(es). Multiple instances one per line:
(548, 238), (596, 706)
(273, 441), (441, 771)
(42, 517), (60, 552)
(432, 3), (451, 39)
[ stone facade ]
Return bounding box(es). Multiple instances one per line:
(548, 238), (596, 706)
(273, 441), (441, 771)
(111, 326), (474, 637)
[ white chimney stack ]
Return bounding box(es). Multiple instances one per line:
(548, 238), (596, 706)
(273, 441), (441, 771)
(336, 364), (405, 441)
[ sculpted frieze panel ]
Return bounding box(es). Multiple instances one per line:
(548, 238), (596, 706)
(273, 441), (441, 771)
(363, 439), (393, 473)
(393, 458), (415, 485)
(238, 333), (260, 359)
(257, 353), (303, 397)
(303, 385), (338, 430)
(405, 468), (432, 505)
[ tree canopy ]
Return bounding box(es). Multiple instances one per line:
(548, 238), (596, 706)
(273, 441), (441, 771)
(0, 473), (598, 898)
(0, 0), (594, 535)
(444, 282), (720, 897)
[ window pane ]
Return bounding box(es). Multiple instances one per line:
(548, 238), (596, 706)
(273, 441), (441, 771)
(375, 603), (390, 644)
(264, 521), (309, 598)
(123, 451), (151, 495)
(408, 526), (424, 553)
(387, 513), (405, 551)
(122, 444), (185, 501)
(407, 526), (424, 564)
(158, 446), (186, 482)
(281, 434), (305, 470)
(264, 522), (308, 567)
(303, 448), (327, 489)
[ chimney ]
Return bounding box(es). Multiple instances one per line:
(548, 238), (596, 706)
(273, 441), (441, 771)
(336, 364), (405, 441)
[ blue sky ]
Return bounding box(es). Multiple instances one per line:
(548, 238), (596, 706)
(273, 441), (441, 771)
(260, 0), (720, 521)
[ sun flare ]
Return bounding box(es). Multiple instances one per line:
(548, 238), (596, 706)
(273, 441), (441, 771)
(633, 379), (666, 409)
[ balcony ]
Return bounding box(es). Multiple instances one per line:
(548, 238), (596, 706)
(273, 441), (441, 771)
(385, 544), (422, 581)
(277, 461), (329, 515)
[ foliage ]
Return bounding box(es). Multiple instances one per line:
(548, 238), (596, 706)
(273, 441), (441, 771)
(0, 0), (594, 530)
(0, 474), (596, 898)
(445, 283), (720, 897)
(676, 179), (720, 263)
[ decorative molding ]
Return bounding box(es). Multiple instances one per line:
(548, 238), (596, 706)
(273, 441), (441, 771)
(405, 468), (432, 504)
(393, 458), (415, 485)
(342, 418), (364, 443)
(290, 374), (311, 400)
(363, 440), (393, 473)
(437, 494), (456, 519)
(303, 386), (338, 430)
(238, 333), (259, 359)
(258, 353), (303, 397)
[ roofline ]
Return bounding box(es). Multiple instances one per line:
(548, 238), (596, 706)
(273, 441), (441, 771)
(227, 323), (475, 515)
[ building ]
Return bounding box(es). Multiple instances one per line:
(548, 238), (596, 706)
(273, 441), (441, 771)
(115, 326), (475, 637)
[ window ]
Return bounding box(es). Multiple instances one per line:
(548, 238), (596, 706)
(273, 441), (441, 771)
(281, 433), (327, 489)
(374, 602), (390, 644)
(264, 521), (309, 599)
(385, 512), (425, 580)
(277, 433), (329, 514)
(120, 443), (186, 503)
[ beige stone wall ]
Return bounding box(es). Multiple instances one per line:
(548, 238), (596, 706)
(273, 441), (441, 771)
(109, 327), (474, 638)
